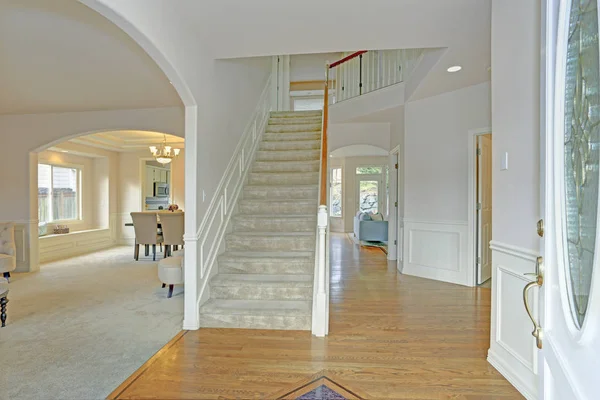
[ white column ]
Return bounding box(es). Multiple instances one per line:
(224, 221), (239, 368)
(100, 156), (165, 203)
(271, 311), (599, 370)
(387, 154), (398, 261)
(183, 105), (199, 330)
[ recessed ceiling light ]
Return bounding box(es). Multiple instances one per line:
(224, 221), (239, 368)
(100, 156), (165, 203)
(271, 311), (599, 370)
(447, 65), (462, 73)
(329, 154), (333, 158)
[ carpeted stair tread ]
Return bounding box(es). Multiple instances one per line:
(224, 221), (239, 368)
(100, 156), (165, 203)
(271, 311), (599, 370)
(200, 299), (312, 316)
(233, 214), (316, 219)
(253, 160), (320, 173)
(266, 124), (321, 133)
(270, 110), (322, 118)
(268, 117), (322, 125)
(262, 132), (321, 141)
(211, 274), (313, 286)
(219, 250), (314, 259)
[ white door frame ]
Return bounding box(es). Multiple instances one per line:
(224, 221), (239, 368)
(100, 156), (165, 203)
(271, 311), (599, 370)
(467, 127), (492, 287)
(388, 146), (400, 261)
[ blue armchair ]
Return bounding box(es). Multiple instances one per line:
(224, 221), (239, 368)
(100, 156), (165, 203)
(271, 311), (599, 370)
(354, 212), (388, 242)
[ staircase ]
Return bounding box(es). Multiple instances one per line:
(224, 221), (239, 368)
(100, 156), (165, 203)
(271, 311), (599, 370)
(199, 110), (322, 330)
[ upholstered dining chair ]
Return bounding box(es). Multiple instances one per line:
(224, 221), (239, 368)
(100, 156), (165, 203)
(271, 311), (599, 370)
(130, 212), (163, 261)
(0, 222), (16, 282)
(159, 212), (184, 258)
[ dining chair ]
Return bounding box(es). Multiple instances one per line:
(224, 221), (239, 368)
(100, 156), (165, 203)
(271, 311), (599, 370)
(130, 212), (163, 261)
(159, 212), (184, 258)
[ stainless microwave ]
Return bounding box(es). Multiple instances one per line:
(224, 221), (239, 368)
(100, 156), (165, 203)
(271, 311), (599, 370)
(154, 183), (169, 197)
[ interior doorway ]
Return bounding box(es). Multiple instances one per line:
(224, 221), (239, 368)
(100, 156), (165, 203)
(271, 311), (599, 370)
(476, 134), (492, 285)
(470, 132), (493, 286)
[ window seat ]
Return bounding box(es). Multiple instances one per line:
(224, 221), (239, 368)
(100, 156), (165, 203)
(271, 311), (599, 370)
(39, 228), (114, 263)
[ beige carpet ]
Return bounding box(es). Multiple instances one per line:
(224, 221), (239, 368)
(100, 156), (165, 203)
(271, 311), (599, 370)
(0, 246), (183, 400)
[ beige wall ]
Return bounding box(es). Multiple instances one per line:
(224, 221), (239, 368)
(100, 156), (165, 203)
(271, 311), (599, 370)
(118, 149), (185, 244)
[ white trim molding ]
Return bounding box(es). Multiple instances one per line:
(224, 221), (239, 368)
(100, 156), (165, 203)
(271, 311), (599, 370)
(191, 77), (273, 327)
(488, 240), (539, 400)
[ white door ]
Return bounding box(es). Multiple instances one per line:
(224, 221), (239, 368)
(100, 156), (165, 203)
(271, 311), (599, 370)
(477, 134), (493, 284)
(537, 0), (600, 398)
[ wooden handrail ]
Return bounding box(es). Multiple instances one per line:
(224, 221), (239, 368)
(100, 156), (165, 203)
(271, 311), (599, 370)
(329, 50), (367, 69)
(319, 51), (367, 206)
(319, 66), (329, 206)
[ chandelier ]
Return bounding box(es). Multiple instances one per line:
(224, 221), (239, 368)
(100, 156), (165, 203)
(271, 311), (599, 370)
(149, 135), (180, 164)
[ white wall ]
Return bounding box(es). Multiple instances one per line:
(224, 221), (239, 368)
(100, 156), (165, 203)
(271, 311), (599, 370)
(487, 1), (541, 398)
(401, 82), (491, 285)
(404, 82), (491, 222)
(290, 52), (342, 81)
(329, 123), (390, 153)
(196, 57), (272, 218)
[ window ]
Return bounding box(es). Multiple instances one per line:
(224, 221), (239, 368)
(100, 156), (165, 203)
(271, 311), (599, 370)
(38, 164), (80, 224)
(331, 168), (342, 217)
(356, 166), (383, 175)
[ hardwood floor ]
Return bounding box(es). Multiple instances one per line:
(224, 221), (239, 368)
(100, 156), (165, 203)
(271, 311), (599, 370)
(110, 233), (522, 399)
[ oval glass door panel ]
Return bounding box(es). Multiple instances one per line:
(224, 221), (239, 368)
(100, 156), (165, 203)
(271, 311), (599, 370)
(563, 0), (600, 328)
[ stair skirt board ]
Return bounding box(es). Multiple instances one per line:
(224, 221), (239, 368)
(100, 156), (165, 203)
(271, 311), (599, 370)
(202, 110), (322, 331)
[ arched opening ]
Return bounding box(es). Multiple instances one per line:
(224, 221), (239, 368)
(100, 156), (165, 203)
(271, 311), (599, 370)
(0, 2), (196, 399)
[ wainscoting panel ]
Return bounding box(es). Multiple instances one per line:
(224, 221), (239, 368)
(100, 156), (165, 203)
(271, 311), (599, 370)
(402, 219), (468, 285)
(488, 241), (539, 400)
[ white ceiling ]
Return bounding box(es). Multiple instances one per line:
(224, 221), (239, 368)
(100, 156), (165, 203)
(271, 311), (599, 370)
(67, 130), (184, 153)
(0, 0), (181, 115)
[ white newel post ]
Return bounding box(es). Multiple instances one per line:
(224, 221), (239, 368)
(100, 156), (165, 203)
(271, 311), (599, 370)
(313, 205), (328, 337)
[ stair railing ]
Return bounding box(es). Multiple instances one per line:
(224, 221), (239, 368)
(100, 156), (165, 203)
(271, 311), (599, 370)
(333, 49), (424, 103)
(312, 51), (366, 337)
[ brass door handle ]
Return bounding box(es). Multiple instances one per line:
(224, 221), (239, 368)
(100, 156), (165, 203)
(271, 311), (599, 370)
(523, 256), (544, 349)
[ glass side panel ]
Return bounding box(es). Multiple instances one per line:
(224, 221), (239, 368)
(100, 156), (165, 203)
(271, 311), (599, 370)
(331, 168), (342, 217)
(563, 0), (600, 328)
(358, 180), (378, 214)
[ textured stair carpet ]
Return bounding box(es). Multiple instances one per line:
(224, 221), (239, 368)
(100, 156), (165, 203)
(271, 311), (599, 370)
(200, 110), (322, 330)
(0, 247), (183, 400)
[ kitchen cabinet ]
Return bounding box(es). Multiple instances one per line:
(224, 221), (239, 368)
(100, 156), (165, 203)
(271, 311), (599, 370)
(145, 165), (171, 197)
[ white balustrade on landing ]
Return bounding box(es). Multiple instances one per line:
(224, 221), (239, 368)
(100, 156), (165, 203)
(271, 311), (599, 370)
(334, 49), (424, 103)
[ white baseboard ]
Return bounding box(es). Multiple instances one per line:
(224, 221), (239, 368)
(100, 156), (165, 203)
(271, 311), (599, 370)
(182, 318), (200, 330)
(488, 349), (537, 400)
